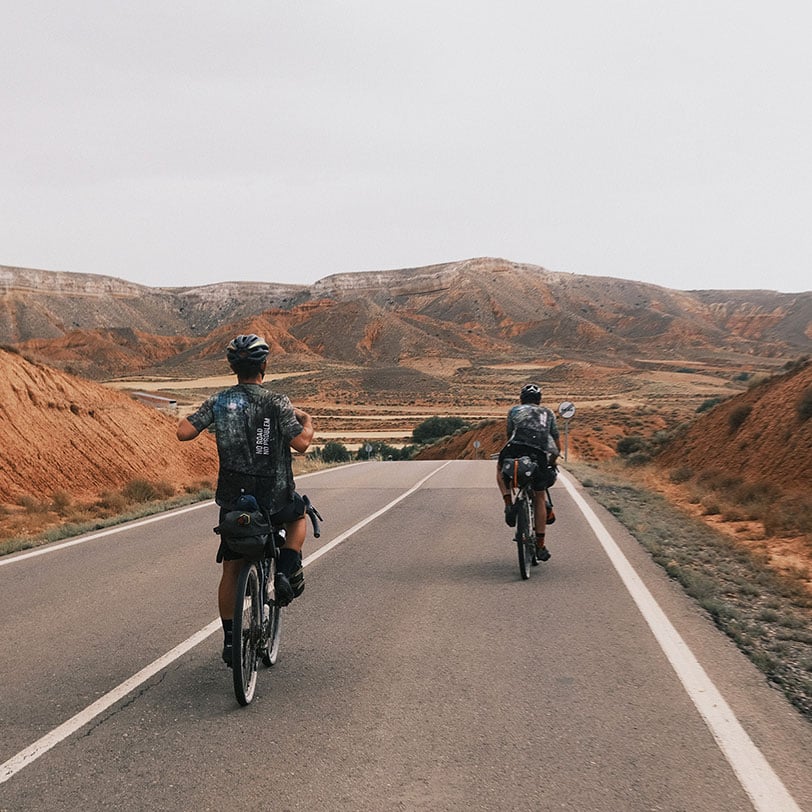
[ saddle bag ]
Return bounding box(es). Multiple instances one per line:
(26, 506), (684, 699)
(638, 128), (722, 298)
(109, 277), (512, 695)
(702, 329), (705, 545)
(501, 455), (538, 488)
(215, 508), (271, 560)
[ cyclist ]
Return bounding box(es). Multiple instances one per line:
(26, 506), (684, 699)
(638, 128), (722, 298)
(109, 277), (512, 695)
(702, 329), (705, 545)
(176, 334), (314, 665)
(497, 383), (559, 560)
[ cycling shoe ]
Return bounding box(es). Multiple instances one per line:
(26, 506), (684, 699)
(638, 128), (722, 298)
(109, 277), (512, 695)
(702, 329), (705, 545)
(274, 571), (295, 607)
(288, 567), (305, 598)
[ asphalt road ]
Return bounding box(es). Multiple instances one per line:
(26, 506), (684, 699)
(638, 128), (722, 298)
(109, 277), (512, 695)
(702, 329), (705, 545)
(1, 461), (810, 811)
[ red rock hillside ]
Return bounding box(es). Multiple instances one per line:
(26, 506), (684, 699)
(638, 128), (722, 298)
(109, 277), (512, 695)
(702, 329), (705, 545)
(656, 359), (812, 498)
(0, 348), (217, 503)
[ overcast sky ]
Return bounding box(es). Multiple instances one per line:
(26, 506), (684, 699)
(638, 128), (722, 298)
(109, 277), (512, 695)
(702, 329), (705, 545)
(2, 2), (810, 293)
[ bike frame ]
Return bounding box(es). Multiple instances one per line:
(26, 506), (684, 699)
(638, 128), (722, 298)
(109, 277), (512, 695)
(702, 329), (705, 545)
(232, 529), (284, 706)
(506, 463), (553, 580)
(231, 495), (322, 706)
(512, 482), (537, 579)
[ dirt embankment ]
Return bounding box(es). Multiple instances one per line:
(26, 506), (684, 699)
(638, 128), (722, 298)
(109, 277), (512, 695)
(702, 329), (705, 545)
(0, 348), (217, 504)
(657, 360), (812, 497)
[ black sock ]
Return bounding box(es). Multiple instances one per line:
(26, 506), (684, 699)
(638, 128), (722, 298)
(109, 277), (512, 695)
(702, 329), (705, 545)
(278, 547), (302, 577)
(222, 618), (233, 644)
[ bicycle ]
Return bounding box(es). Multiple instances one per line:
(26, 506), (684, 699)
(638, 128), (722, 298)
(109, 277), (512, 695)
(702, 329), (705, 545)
(220, 494), (322, 706)
(501, 456), (554, 580)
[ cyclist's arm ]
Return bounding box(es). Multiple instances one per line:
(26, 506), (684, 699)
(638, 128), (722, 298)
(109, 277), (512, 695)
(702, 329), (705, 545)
(290, 409), (314, 453)
(176, 417), (200, 441)
(177, 395), (215, 442)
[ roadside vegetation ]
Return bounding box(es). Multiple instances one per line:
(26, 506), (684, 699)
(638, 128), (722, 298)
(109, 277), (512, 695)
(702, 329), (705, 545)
(568, 460), (812, 721)
(0, 479), (215, 556)
(312, 440), (415, 464)
(0, 457), (328, 557)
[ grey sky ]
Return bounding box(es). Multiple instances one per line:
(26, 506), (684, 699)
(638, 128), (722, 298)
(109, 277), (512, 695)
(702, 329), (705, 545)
(2, 2), (810, 292)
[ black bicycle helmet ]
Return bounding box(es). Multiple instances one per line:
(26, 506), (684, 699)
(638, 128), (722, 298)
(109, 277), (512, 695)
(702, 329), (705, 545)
(226, 334), (270, 365)
(520, 383), (541, 404)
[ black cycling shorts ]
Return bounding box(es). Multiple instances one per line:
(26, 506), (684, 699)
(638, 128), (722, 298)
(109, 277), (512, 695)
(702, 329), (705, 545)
(217, 492), (306, 562)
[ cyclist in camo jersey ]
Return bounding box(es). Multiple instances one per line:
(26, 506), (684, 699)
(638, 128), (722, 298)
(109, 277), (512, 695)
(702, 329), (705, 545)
(177, 334), (314, 665)
(497, 384), (559, 561)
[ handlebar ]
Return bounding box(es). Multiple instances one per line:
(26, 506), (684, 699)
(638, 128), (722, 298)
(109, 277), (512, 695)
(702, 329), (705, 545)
(302, 494), (322, 538)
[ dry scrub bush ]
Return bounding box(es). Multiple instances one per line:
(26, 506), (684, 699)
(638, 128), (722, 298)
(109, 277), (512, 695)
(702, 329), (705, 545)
(727, 404), (752, 432)
(97, 491), (128, 513)
(122, 479), (175, 503)
(798, 385), (812, 421)
(51, 490), (73, 515)
(701, 498), (721, 516)
(18, 495), (48, 514)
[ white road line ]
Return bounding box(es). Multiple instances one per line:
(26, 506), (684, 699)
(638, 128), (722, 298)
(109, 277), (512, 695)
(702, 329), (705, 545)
(558, 469), (801, 812)
(303, 461), (452, 567)
(0, 622), (220, 785)
(0, 502), (215, 567)
(0, 466), (342, 568)
(0, 461), (451, 785)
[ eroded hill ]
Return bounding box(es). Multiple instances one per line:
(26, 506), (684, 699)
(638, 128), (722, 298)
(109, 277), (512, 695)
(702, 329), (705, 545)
(0, 348), (217, 507)
(657, 359), (812, 498)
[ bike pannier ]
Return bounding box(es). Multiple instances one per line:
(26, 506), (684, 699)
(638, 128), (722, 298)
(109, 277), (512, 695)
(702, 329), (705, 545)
(215, 508), (271, 560)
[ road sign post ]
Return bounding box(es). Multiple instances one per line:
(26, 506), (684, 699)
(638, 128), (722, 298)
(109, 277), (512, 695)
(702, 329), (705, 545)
(557, 401), (576, 462)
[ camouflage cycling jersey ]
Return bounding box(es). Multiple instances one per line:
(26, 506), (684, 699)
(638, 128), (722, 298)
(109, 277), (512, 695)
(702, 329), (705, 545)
(187, 384), (303, 512)
(506, 403), (559, 456)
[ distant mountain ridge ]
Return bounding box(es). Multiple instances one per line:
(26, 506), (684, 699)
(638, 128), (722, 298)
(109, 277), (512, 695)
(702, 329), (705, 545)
(2, 259), (810, 376)
(0, 265), (306, 340)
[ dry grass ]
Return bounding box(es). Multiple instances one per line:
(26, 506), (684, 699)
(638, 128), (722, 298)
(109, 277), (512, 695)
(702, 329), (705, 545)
(0, 456), (329, 557)
(0, 478), (215, 555)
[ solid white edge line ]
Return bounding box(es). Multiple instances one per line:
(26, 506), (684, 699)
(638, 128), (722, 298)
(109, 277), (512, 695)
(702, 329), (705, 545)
(0, 460), (450, 785)
(558, 469), (800, 812)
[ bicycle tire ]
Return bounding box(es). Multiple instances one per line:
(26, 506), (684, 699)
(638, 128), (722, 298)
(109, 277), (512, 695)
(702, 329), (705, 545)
(261, 557), (282, 667)
(233, 563), (261, 706)
(516, 496), (533, 580)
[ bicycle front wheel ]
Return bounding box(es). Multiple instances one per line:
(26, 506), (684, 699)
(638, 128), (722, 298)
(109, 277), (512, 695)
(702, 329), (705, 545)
(233, 562), (261, 706)
(516, 497), (534, 580)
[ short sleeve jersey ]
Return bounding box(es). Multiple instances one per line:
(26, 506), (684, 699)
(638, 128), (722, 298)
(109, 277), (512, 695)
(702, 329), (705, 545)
(187, 384), (303, 511)
(506, 403), (560, 455)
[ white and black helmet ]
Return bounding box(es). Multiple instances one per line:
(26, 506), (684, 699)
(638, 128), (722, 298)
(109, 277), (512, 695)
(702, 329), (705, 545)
(226, 334), (270, 365)
(520, 383), (541, 404)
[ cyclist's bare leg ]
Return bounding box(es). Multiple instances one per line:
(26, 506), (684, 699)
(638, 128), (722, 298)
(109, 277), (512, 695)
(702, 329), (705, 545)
(282, 514), (306, 553)
(496, 465), (510, 499)
(276, 515), (307, 599)
(218, 559), (242, 620)
(534, 489), (547, 548)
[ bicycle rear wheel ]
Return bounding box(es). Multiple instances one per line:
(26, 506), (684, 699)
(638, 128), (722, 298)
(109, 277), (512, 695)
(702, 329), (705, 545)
(261, 558), (282, 667)
(516, 496), (534, 580)
(233, 562), (261, 706)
